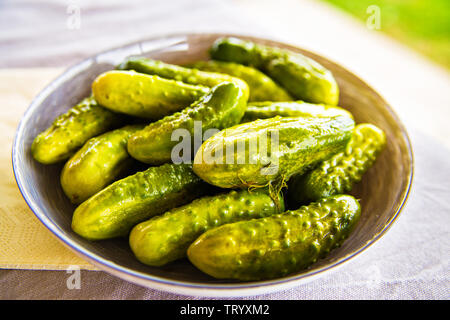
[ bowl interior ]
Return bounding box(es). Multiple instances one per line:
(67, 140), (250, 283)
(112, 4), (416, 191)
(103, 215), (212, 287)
(13, 33), (413, 292)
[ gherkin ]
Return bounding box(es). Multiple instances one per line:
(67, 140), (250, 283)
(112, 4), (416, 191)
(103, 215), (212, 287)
(288, 123), (386, 208)
(71, 163), (209, 240)
(210, 37), (339, 105)
(129, 188), (283, 267)
(193, 115), (354, 189)
(31, 96), (124, 164)
(61, 124), (145, 204)
(188, 194), (361, 280)
(117, 57), (250, 102)
(92, 70), (210, 119)
(127, 82), (247, 164)
(241, 101), (353, 123)
(187, 60), (292, 102)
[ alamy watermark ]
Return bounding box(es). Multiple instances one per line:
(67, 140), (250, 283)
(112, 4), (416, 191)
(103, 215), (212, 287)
(66, 3), (81, 30)
(366, 5), (381, 30)
(66, 265), (81, 290)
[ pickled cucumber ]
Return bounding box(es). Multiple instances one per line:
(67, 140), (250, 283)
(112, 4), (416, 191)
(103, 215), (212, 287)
(187, 60), (292, 102)
(60, 124), (145, 204)
(71, 163), (209, 240)
(241, 101), (353, 123)
(31, 97), (124, 164)
(210, 37), (339, 105)
(127, 82), (247, 164)
(117, 57), (249, 101)
(129, 188), (284, 266)
(288, 123), (386, 207)
(188, 194), (361, 280)
(193, 115), (354, 189)
(92, 70), (209, 119)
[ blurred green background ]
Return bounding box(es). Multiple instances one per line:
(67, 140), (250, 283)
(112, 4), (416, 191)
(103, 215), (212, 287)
(321, 0), (450, 69)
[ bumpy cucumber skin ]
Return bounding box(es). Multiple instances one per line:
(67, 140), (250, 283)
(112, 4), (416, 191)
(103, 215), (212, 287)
(187, 60), (292, 102)
(60, 124), (145, 204)
(129, 188), (284, 267)
(210, 37), (339, 105)
(241, 101), (353, 123)
(31, 97), (124, 164)
(288, 124), (387, 207)
(127, 82), (247, 164)
(92, 70), (209, 119)
(71, 163), (209, 240)
(193, 115), (354, 189)
(117, 57), (249, 101)
(187, 194), (361, 281)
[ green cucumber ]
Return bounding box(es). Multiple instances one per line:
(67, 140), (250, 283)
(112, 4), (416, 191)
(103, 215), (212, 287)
(129, 188), (284, 266)
(193, 115), (354, 188)
(117, 57), (249, 101)
(60, 124), (145, 204)
(241, 101), (353, 123)
(31, 97), (124, 164)
(188, 194), (361, 280)
(92, 70), (209, 119)
(288, 123), (386, 207)
(210, 37), (339, 105)
(186, 60), (292, 102)
(71, 163), (209, 240)
(127, 82), (247, 164)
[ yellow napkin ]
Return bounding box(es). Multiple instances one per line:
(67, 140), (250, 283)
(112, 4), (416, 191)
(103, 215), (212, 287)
(0, 68), (96, 270)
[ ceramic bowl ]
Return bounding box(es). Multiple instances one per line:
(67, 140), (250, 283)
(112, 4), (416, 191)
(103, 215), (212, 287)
(12, 33), (413, 297)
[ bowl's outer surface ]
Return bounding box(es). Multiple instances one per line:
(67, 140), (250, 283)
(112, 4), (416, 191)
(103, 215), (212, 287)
(12, 33), (413, 297)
